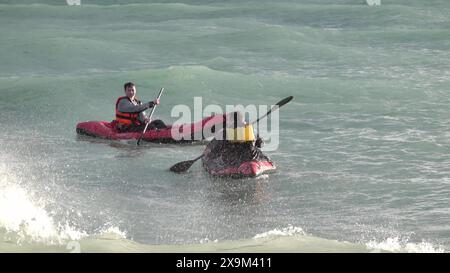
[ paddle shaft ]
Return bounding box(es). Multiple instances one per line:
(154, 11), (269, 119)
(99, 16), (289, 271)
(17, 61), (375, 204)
(252, 106), (275, 125)
(189, 155), (204, 164)
(253, 96), (293, 137)
(147, 87), (164, 123)
(137, 87), (164, 146)
(254, 95), (292, 125)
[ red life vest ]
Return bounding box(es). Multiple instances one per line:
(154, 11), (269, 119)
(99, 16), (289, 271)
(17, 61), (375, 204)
(115, 96), (141, 126)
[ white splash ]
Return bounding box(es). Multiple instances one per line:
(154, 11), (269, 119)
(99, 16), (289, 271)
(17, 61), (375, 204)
(199, 237), (219, 244)
(366, 237), (445, 253)
(253, 226), (305, 239)
(98, 226), (127, 239)
(366, 0), (381, 6)
(66, 0), (81, 6)
(0, 167), (87, 245)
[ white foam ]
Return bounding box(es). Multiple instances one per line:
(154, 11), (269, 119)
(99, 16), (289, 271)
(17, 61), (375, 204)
(0, 166), (87, 245)
(98, 226), (127, 239)
(366, 0), (381, 6)
(366, 237), (445, 253)
(199, 237), (219, 244)
(253, 226), (305, 239)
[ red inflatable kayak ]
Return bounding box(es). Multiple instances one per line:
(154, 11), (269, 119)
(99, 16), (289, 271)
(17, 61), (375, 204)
(76, 114), (225, 143)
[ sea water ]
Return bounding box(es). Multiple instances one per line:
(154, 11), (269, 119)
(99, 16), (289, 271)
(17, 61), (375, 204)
(0, 0), (449, 252)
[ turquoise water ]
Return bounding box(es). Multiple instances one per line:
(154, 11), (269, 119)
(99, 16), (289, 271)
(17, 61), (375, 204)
(0, 0), (449, 252)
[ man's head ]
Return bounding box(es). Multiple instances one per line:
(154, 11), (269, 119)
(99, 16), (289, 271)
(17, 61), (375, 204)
(124, 82), (136, 99)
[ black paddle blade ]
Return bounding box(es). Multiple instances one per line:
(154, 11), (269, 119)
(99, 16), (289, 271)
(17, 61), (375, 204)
(276, 95), (293, 107)
(169, 160), (196, 173)
(170, 155), (204, 173)
(137, 137), (144, 146)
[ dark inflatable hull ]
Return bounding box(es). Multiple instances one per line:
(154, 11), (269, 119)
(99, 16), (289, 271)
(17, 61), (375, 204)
(76, 114), (225, 143)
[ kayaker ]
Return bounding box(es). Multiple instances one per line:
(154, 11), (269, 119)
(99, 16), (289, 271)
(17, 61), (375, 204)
(204, 112), (268, 167)
(113, 82), (167, 132)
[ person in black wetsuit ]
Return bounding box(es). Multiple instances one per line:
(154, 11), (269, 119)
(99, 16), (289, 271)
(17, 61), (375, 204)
(204, 111), (268, 168)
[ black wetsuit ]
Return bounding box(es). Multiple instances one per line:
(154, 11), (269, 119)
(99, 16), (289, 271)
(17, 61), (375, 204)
(204, 138), (270, 168)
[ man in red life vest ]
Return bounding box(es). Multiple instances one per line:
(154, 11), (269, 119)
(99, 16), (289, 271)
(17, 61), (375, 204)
(114, 82), (167, 132)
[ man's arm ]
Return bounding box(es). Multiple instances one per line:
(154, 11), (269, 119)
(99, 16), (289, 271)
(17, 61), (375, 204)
(117, 99), (154, 113)
(138, 112), (147, 124)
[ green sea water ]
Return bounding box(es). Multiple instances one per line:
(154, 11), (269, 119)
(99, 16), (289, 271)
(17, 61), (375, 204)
(0, 0), (449, 252)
